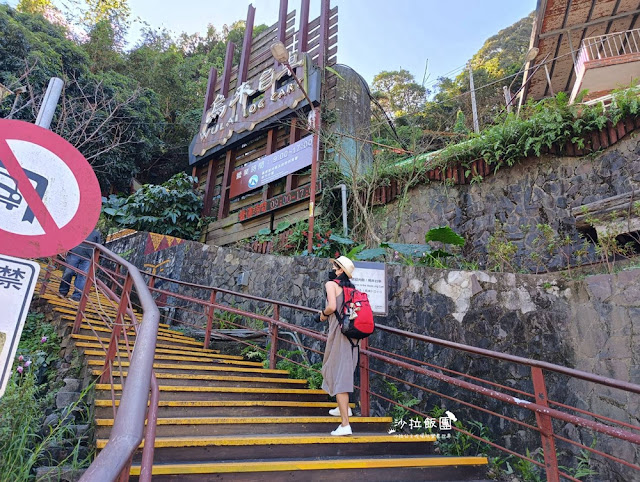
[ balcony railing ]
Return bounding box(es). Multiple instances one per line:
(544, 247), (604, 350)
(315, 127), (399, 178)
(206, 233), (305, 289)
(575, 28), (640, 73)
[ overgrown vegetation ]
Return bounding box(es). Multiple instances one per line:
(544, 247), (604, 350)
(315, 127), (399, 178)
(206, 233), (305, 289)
(0, 2), (266, 190)
(0, 313), (93, 480)
(241, 344), (322, 389)
(100, 172), (208, 240)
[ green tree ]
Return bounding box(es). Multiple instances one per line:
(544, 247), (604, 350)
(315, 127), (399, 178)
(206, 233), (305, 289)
(101, 172), (207, 240)
(16, 0), (52, 15)
(372, 69), (426, 118)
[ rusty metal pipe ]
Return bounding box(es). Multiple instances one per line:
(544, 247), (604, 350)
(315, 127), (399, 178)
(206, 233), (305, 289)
(80, 243), (159, 482)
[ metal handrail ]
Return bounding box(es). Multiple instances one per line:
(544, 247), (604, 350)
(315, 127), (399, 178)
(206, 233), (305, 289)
(135, 267), (640, 481)
(41, 243), (160, 482)
(139, 267), (640, 393)
(575, 27), (640, 76)
(42, 248), (640, 480)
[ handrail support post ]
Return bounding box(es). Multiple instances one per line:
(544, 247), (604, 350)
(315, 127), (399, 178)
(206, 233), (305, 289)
(204, 290), (217, 349)
(359, 338), (371, 417)
(73, 249), (100, 333)
(101, 273), (133, 384)
(531, 366), (560, 482)
(269, 304), (280, 369)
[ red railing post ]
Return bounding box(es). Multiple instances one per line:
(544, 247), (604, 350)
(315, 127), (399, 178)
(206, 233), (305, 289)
(111, 264), (121, 292)
(147, 272), (155, 290)
(359, 338), (371, 417)
(139, 373), (159, 482)
(116, 456), (133, 482)
(101, 273), (133, 384)
(73, 249), (100, 334)
(39, 258), (54, 295)
(204, 290), (217, 349)
(531, 366), (560, 482)
(269, 304), (280, 369)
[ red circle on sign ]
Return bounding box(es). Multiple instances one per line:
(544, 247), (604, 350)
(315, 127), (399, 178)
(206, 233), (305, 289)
(0, 119), (102, 258)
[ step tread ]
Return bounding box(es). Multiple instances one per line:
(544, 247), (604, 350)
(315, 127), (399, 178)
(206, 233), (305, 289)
(97, 432), (435, 449)
(60, 314), (184, 336)
(74, 341), (226, 357)
(94, 400), (353, 408)
(71, 335), (215, 354)
(82, 349), (257, 366)
(95, 384), (325, 394)
(93, 370), (308, 385)
(129, 456), (489, 475)
(72, 323), (202, 345)
(96, 416), (393, 426)
(86, 359), (286, 375)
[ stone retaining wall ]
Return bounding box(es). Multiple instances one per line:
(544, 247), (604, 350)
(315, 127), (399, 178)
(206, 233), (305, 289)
(106, 233), (638, 479)
(373, 134), (640, 272)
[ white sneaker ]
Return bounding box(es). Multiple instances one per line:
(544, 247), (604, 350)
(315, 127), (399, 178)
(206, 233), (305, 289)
(331, 424), (352, 436)
(328, 407), (353, 417)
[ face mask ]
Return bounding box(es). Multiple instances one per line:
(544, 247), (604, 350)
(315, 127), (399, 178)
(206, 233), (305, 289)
(328, 270), (338, 280)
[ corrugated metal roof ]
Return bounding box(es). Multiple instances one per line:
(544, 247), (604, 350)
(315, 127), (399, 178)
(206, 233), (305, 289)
(522, 0), (640, 101)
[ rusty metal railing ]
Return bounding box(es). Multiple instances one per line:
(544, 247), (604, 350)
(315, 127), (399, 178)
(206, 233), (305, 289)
(38, 249), (640, 480)
(125, 267), (640, 482)
(39, 243), (160, 482)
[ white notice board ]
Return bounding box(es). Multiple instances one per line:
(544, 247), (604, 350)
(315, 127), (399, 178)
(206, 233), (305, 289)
(351, 261), (387, 316)
(0, 255), (40, 398)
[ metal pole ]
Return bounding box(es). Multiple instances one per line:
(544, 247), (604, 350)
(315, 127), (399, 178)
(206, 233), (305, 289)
(468, 63), (480, 133)
(307, 107), (320, 254)
(544, 64), (555, 96)
(35, 77), (64, 129)
(503, 86), (513, 113)
(340, 184), (348, 237)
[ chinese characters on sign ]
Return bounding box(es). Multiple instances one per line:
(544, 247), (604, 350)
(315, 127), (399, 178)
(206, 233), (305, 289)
(238, 182), (321, 222)
(0, 264), (25, 289)
(352, 261), (387, 315)
(0, 255), (40, 398)
(229, 135), (314, 199)
(194, 51), (308, 156)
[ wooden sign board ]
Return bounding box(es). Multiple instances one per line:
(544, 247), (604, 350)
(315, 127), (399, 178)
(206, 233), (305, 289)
(238, 181), (320, 222)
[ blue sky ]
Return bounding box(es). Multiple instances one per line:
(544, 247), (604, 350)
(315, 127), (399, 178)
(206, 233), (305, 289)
(6, 0), (537, 86)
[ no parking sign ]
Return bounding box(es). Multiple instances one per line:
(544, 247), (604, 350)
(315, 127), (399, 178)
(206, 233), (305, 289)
(0, 119), (102, 258)
(0, 120), (101, 397)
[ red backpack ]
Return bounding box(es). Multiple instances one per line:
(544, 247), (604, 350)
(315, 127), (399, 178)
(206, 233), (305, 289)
(333, 280), (375, 340)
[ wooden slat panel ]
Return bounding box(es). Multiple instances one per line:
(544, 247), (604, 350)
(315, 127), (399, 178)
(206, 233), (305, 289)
(253, 18), (296, 53)
(208, 217), (271, 246)
(229, 190), (265, 211)
(252, 11), (295, 50)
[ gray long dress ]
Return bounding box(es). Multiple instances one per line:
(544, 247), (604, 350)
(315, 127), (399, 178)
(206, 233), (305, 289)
(321, 292), (359, 396)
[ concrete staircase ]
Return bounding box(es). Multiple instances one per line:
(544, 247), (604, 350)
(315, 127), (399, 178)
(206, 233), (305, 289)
(38, 274), (489, 481)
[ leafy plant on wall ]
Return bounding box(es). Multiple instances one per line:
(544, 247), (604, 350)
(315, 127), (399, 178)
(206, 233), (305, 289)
(101, 172), (208, 241)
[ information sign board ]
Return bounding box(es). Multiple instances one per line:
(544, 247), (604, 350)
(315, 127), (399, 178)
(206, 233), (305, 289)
(352, 261), (388, 316)
(0, 254), (40, 398)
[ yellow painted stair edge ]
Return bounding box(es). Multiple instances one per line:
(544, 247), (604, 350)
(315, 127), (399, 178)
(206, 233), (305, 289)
(73, 341), (227, 358)
(94, 400), (355, 409)
(96, 416), (393, 426)
(71, 334), (214, 354)
(95, 384), (326, 394)
(97, 432), (432, 449)
(86, 359), (288, 375)
(82, 349), (257, 366)
(71, 323), (201, 346)
(90, 369), (308, 384)
(129, 457), (489, 475)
